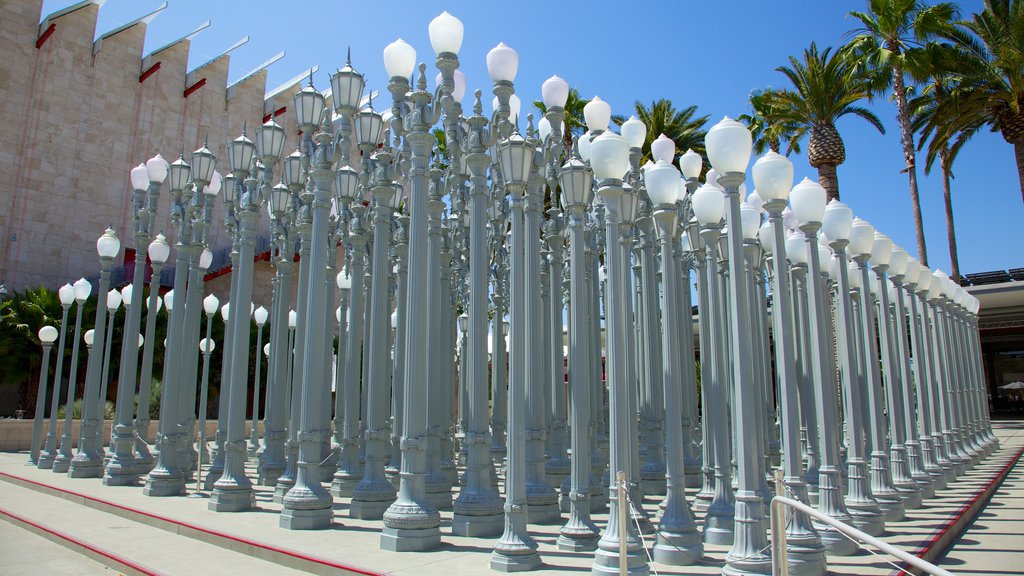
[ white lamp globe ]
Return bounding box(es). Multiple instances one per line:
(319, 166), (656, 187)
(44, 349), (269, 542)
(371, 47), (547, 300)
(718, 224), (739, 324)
(620, 116), (647, 149)
(130, 163), (149, 191)
(428, 11), (463, 55)
(73, 278), (92, 302)
(705, 116), (752, 174)
(758, 222), (773, 253)
(691, 182), (726, 226)
(137, 334), (144, 348)
(740, 202), (761, 240)
(589, 131), (630, 181)
(747, 189), (765, 213)
(203, 293), (219, 315)
(643, 160), (681, 206)
(147, 295), (162, 312)
(786, 230), (808, 265)
(337, 270), (352, 290)
(199, 249), (213, 271)
(336, 307), (342, 324)
(264, 342), (271, 357)
(541, 75), (570, 109)
(871, 232), (893, 267)
(59, 283), (75, 306)
(538, 116), (552, 142)
(254, 306), (269, 326)
(220, 303), (230, 322)
(391, 309), (398, 328)
(39, 325), (58, 344)
(148, 234), (170, 264)
(84, 329), (95, 346)
(934, 270), (951, 297)
(790, 177), (827, 226)
(821, 199), (853, 242)
(678, 149), (702, 180)
(751, 151), (793, 201)
(917, 268), (933, 293)
(383, 39), (416, 79)
(927, 272), (943, 300)
(848, 218), (875, 258)
(583, 96), (611, 133)
(650, 134), (675, 164)
(782, 206), (798, 232)
(146, 154), (168, 183)
(888, 246), (909, 278)
(847, 262), (862, 289)
(288, 310), (297, 329)
(578, 131), (593, 162)
(200, 338), (215, 354)
(163, 290), (175, 312)
(207, 170), (223, 197)
(486, 42), (518, 82)
(120, 285), (133, 306)
(904, 258), (921, 286)
(97, 228), (120, 259)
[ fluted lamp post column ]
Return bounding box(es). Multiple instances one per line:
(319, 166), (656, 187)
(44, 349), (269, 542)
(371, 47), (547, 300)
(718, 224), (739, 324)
(752, 151), (826, 576)
(196, 294), (219, 466)
(68, 228), (120, 478)
(134, 235), (169, 474)
(646, 140), (704, 566)
(790, 178), (858, 556)
(38, 284), (74, 469)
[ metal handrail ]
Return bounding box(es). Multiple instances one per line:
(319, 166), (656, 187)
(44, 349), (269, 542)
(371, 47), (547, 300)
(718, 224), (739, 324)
(770, 491), (956, 576)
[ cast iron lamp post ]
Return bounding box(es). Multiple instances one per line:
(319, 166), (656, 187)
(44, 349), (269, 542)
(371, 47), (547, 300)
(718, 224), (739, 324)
(380, 34), (444, 552)
(704, 116), (773, 576)
(849, 218), (905, 522)
(196, 293), (219, 465)
(751, 150), (826, 576)
(645, 143), (704, 566)
(134, 234), (170, 473)
(589, 127), (649, 576)
(38, 283), (75, 469)
(30, 326), (59, 466)
(790, 177), (858, 556)
(68, 227), (120, 478)
(248, 305), (269, 456)
(451, 37), (505, 534)
(556, 138), (602, 553)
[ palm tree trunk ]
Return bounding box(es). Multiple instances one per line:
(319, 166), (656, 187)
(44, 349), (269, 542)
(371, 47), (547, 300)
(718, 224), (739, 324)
(939, 150), (960, 283)
(1016, 141), (1024, 207)
(891, 63), (928, 266)
(817, 163), (840, 202)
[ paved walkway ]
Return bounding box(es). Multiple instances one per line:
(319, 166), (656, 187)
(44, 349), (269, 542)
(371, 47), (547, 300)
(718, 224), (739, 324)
(0, 422), (1020, 575)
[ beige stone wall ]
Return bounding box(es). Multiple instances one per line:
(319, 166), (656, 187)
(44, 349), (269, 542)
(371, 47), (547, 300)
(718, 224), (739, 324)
(0, 3), (313, 295)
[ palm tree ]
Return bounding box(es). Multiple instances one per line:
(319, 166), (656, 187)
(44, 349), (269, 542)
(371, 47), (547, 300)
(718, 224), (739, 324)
(848, 0), (958, 266)
(933, 0), (1024, 206)
(739, 88), (804, 156)
(909, 42), (976, 282)
(769, 43), (886, 202)
(611, 99), (710, 165)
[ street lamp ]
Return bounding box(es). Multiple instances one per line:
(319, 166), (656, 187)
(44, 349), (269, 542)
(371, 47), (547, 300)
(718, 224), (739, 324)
(29, 326), (59, 466)
(69, 227), (120, 479)
(248, 305), (269, 457)
(645, 149), (703, 565)
(790, 178), (858, 556)
(751, 150), (826, 575)
(197, 293), (219, 466)
(135, 233), (170, 474)
(38, 283), (75, 469)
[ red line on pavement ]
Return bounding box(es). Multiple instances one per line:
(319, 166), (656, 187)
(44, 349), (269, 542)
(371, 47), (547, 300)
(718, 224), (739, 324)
(0, 506), (165, 576)
(0, 472), (381, 576)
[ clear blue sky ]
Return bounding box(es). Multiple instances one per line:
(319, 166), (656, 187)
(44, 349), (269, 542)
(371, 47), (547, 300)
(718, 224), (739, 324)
(43, 0), (1020, 277)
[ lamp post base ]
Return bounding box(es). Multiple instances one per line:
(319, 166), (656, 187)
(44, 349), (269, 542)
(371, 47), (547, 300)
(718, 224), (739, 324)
(380, 526), (442, 552)
(143, 474), (185, 497)
(702, 502), (735, 545)
(350, 498), (397, 521)
(208, 486), (255, 512)
(653, 530), (704, 565)
(452, 511), (505, 538)
(875, 491), (906, 522)
(67, 457), (103, 479)
(331, 473), (361, 498)
(592, 542), (648, 576)
(845, 502), (885, 536)
(280, 506), (334, 530)
(815, 524), (859, 556)
(723, 551), (773, 576)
